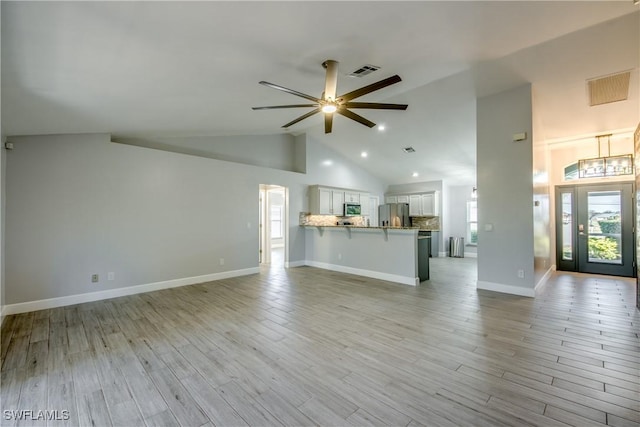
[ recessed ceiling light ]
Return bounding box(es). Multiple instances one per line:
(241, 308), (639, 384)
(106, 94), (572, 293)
(322, 160), (333, 166)
(412, 172), (419, 177)
(378, 125), (385, 131)
(361, 151), (368, 158)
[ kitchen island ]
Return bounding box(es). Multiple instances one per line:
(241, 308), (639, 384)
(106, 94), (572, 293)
(303, 225), (421, 286)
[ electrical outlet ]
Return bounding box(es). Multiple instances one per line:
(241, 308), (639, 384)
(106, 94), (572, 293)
(219, 258), (225, 266)
(91, 274), (99, 283)
(107, 272), (115, 281)
(517, 269), (525, 279)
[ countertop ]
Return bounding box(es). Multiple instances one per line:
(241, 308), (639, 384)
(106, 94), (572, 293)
(301, 225), (418, 230)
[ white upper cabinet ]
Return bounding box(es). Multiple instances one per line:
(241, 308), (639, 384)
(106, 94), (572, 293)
(409, 194), (422, 216)
(344, 192), (360, 203)
(388, 191), (440, 216)
(309, 185), (367, 216)
(359, 193), (370, 216)
(332, 191), (345, 214)
(420, 193), (437, 216)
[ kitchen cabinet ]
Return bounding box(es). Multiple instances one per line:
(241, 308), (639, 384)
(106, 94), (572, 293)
(408, 192), (439, 216)
(386, 195), (409, 204)
(359, 193), (370, 217)
(309, 185), (370, 216)
(309, 186), (345, 215)
(344, 192), (360, 203)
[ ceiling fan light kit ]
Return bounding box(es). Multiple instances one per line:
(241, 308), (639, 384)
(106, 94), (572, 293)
(253, 60), (408, 134)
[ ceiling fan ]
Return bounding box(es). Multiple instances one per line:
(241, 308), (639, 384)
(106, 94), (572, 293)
(252, 60), (408, 134)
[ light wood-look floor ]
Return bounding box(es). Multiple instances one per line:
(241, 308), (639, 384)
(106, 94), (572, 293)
(1, 257), (639, 427)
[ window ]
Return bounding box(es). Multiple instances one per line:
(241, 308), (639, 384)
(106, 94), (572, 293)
(270, 205), (283, 239)
(467, 201), (477, 245)
(564, 162), (578, 181)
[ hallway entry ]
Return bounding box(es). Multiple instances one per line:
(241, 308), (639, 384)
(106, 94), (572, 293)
(555, 182), (635, 277)
(259, 185), (287, 267)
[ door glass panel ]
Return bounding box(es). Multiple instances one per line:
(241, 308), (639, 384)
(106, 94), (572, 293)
(561, 193), (573, 260)
(587, 191), (622, 264)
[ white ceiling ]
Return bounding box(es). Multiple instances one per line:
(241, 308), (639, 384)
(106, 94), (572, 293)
(2, 1), (639, 185)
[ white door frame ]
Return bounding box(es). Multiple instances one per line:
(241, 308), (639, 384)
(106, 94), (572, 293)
(259, 184), (288, 266)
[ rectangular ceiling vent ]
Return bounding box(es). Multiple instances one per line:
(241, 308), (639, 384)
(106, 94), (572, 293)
(349, 64), (380, 78)
(403, 146), (416, 153)
(587, 71), (631, 106)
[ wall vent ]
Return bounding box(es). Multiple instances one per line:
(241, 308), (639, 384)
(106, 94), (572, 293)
(349, 64), (380, 77)
(403, 147), (416, 153)
(587, 71), (631, 106)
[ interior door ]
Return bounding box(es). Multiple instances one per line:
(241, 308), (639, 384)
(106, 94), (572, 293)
(556, 183), (635, 277)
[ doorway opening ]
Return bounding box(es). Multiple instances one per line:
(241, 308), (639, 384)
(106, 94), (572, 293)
(555, 182), (635, 277)
(259, 184), (288, 268)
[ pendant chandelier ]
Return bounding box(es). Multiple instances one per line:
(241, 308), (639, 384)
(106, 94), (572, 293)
(577, 134), (633, 178)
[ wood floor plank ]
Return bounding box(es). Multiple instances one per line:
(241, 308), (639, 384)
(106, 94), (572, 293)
(0, 257), (637, 427)
(180, 373), (249, 427)
(148, 367), (208, 427)
(216, 380), (285, 426)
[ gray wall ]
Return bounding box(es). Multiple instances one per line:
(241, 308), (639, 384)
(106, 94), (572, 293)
(477, 84), (535, 295)
(4, 132), (383, 306)
(115, 133), (305, 173)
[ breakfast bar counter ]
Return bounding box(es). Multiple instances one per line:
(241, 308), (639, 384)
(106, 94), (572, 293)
(302, 225), (420, 286)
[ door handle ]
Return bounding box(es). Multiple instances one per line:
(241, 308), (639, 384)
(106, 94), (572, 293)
(578, 224), (584, 235)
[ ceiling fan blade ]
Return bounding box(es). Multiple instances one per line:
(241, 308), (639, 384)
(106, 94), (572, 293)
(324, 113), (333, 134)
(344, 102), (408, 110)
(323, 60), (339, 101)
(337, 108), (376, 128)
(259, 81), (320, 103)
(339, 75), (402, 102)
(282, 108), (321, 128)
(252, 104), (318, 110)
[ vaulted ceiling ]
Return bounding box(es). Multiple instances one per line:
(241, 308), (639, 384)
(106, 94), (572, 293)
(2, 1), (639, 185)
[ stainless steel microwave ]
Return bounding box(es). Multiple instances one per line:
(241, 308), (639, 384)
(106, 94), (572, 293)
(344, 203), (362, 216)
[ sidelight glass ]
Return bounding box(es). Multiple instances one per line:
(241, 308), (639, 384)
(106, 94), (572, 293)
(561, 193), (573, 261)
(587, 191), (622, 264)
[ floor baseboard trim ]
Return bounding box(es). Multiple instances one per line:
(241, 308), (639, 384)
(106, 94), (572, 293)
(476, 280), (535, 297)
(304, 260), (419, 286)
(2, 267), (260, 316)
(534, 267), (554, 294)
(463, 252), (478, 258)
(286, 260), (306, 268)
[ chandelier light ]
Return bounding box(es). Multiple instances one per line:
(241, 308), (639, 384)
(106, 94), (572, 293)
(578, 134), (633, 178)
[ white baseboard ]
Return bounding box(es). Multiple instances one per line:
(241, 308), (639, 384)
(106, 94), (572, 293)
(0, 306), (5, 328)
(286, 260), (306, 268)
(476, 280), (535, 297)
(463, 252), (477, 258)
(1, 267), (260, 316)
(304, 260), (419, 286)
(534, 267), (554, 294)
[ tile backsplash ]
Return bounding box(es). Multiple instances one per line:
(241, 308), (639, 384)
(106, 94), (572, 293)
(410, 216), (440, 230)
(300, 213), (367, 226)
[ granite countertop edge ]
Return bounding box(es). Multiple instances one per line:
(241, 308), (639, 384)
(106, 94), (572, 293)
(300, 225), (440, 231)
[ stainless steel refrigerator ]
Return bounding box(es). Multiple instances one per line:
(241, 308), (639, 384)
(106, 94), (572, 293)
(379, 203), (410, 227)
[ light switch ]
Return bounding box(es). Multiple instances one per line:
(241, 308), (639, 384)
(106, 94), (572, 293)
(513, 132), (527, 142)
(484, 223), (494, 231)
